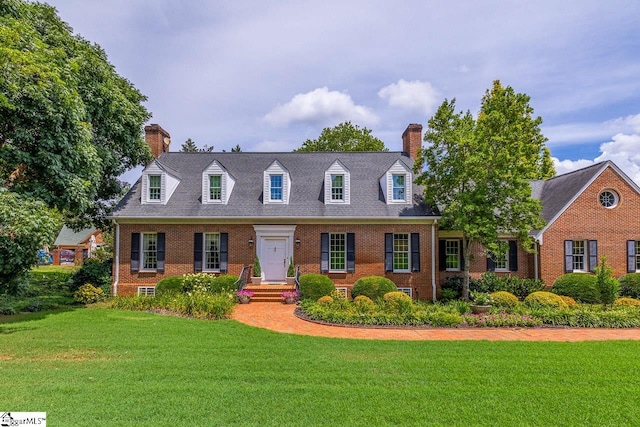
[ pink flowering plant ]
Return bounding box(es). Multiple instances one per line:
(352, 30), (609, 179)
(236, 289), (254, 297)
(281, 290), (299, 302)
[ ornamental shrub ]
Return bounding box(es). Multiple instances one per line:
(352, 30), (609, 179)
(298, 274), (335, 301)
(524, 291), (568, 309)
(558, 295), (578, 308)
(71, 258), (112, 294)
(439, 288), (459, 302)
(490, 291), (519, 308)
(353, 295), (376, 313)
(552, 273), (599, 303)
(351, 276), (397, 300)
(210, 274), (239, 294)
(155, 276), (183, 296)
(470, 273), (544, 299)
(317, 295), (334, 306)
(73, 283), (106, 304)
(383, 291), (413, 315)
(594, 257), (619, 306)
(614, 297), (640, 307)
(181, 273), (217, 293)
(619, 273), (640, 298)
(442, 276), (463, 298)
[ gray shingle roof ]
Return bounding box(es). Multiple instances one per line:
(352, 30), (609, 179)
(112, 152), (438, 219)
(54, 226), (97, 246)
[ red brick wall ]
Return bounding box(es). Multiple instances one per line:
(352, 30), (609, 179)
(115, 223), (435, 300)
(539, 167), (640, 286)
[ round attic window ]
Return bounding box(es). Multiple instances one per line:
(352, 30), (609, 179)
(599, 190), (618, 208)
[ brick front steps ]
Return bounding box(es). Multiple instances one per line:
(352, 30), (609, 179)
(244, 284), (296, 303)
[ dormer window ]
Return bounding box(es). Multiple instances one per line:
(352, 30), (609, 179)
(209, 175), (222, 201)
(148, 175), (161, 201)
(392, 174), (405, 201)
(270, 174), (283, 201)
(141, 160), (180, 205)
(202, 160), (235, 205)
(264, 161), (291, 204)
(325, 160), (350, 204)
(380, 160), (412, 204)
(331, 175), (344, 200)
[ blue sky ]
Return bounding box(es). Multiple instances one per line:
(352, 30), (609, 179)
(46, 0), (640, 183)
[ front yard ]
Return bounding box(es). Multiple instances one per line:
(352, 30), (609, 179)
(1, 308), (640, 426)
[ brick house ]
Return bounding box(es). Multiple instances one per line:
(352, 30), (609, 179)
(110, 124), (640, 298)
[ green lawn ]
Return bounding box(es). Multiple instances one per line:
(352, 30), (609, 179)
(1, 308), (639, 426)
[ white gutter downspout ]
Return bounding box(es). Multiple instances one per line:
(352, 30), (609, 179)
(534, 237), (540, 281)
(431, 220), (437, 301)
(113, 220), (120, 296)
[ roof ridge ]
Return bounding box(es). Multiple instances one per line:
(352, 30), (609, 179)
(545, 160), (607, 182)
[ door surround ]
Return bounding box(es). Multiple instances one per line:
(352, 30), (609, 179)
(253, 225), (296, 283)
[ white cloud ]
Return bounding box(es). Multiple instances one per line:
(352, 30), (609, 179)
(552, 158), (595, 176)
(378, 80), (439, 115)
(263, 87), (379, 127)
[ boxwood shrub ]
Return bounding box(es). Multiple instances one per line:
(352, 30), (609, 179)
(490, 291), (519, 308)
(298, 274), (335, 301)
(155, 276), (183, 296)
(551, 273), (599, 303)
(524, 291), (568, 309)
(210, 274), (239, 293)
(351, 276), (397, 300)
(619, 273), (640, 298)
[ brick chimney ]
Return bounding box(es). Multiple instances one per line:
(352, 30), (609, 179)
(144, 124), (171, 158)
(402, 123), (423, 160)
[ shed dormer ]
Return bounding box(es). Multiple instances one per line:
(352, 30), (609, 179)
(324, 160), (350, 204)
(264, 160), (291, 204)
(141, 160), (180, 205)
(202, 160), (235, 205)
(380, 159), (412, 204)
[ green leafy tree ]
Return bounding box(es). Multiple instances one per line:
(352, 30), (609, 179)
(0, 191), (61, 293)
(595, 256), (619, 307)
(230, 144), (242, 152)
(295, 121), (387, 152)
(416, 81), (549, 300)
(180, 138), (214, 152)
(0, 0), (151, 230)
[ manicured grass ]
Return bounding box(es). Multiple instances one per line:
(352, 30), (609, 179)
(1, 308), (640, 426)
(31, 264), (80, 273)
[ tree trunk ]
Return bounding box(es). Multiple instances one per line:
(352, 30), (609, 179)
(462, 236), (472, 301)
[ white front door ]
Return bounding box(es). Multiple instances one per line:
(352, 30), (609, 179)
(262, 238), (287, 282)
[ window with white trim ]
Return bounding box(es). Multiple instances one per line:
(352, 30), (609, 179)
(393, 233), (410, 272)
(204, 233), (221, 271)
(330, 233), (346, 272)
(335, 287), (348, 298)
(635, 241), (640, 272)
(493, 245), (509, 271)
(331, 174), (344, 201)
(392, 174), (406, 201)
(270, 174), (283, 201)
(142, 233), (158, 270)
(599, 190), (618, 208)
(397, 287), (413, 298)
(137, 287), (156, 297)
(573, 240), (586, 272)
(445, 240), (460, 271)
(148, 175), (161, 201)
(209, 175), (222, 201)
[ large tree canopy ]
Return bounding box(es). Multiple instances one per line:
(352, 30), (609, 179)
(416, 81), (554, 300)
(295, 121), (387, 152)
(0, 0), (151, 228)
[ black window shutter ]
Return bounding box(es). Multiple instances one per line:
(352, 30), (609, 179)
(156, 233), (165, 272)
(131, 233), (140, 273)
(509, 240), (518, 272)
(220, 233), (229, 273)
(194, 233), (203, 272)
(346, 233), (355, 273)
(628, 240), (637, 273)
(438, 240), (446, 271)
(486, 254), (495, 271)
(320, 233), (329, 273)
(459, 240), (464, 271)
(564, 240), (573, 273)
(588, 240), (598, 273)
(411, 233), (420, 272)
(385, 233), (393, 272)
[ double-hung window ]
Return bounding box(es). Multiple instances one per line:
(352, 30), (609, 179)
(204, 233), (220, 271)
(572, 240), (586, 271)
(331, 174), (344, 201)
(445, 240), (461, 271)
(209, 175), (222, 201)
(142, 233), (158, 270)
(627, 240), (640, 273)
(393, 233), (410, 272)
(392, 174), (406, 201)
(270, 174), (283, 201)
(636, 241), (640, 272)
(148, 175), (161, 201)
(330, 233), (346, 272)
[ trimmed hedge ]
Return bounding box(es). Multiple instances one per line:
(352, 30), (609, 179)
(524, 291), (568, 309)
(619, 273), (640, 299)
(614, 297), (640, 307)
(490, 291), (519, 308)
(298, 274), (335, 301)
(351, 276), (397, 300)
(210, 274), (239, 293)
(551, 273), (599, 303)
(155, 276), (183, 296)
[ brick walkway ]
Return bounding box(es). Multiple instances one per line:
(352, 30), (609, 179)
(232, 302), (640, 341)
